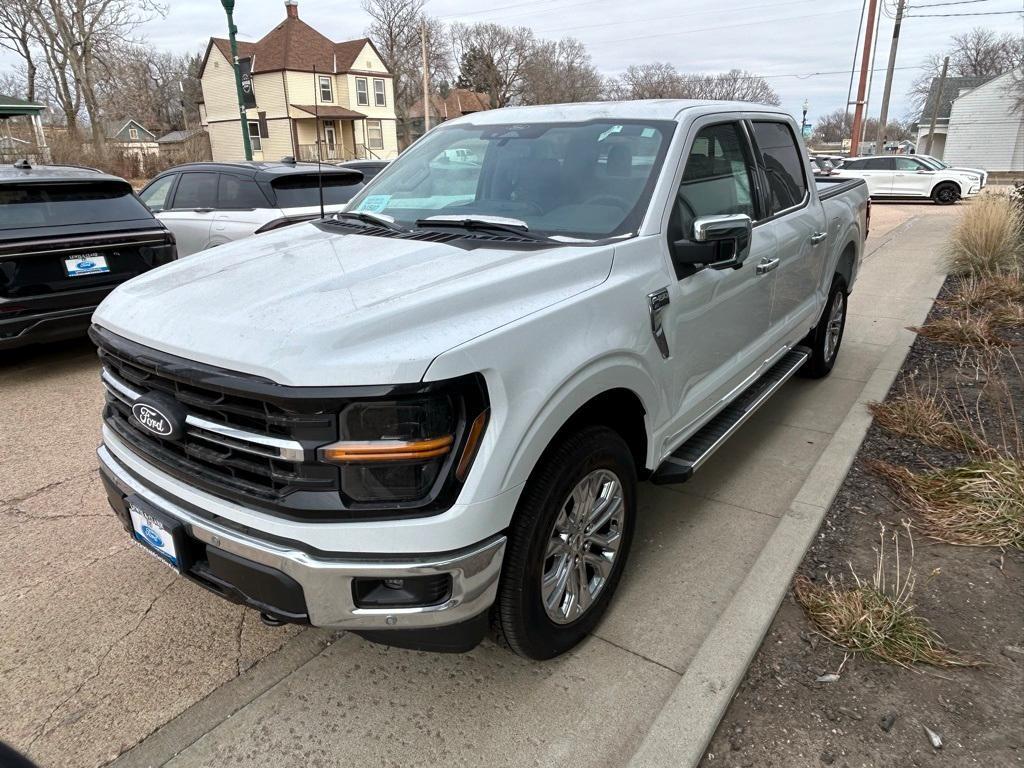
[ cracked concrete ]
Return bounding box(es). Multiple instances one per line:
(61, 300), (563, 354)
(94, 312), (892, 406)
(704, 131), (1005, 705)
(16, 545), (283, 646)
(0, 339), (301, 768)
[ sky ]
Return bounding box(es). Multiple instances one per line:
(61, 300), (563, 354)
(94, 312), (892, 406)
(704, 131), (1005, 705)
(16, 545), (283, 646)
(4, 0), (1024, 125)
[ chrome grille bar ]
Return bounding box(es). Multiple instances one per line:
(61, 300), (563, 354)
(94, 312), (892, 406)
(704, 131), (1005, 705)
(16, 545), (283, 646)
(101, 367), (305, 462)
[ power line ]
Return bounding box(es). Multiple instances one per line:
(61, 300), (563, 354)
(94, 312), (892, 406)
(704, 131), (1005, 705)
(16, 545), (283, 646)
(909, 0), (997, 5)
(906, 8), (1024, 14)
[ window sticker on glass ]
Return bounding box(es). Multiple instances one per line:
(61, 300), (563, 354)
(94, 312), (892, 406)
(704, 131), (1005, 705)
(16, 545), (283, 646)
(357, 194), (391, 213)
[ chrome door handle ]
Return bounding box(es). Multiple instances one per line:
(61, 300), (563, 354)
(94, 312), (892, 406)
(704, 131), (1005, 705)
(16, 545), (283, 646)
(810, 231), (827, 244)
(756, 257), (780, 275)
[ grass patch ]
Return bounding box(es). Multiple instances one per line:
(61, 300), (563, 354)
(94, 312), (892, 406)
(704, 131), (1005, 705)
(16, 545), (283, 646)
(911, 313), (1008, 348)
(868, 389), (979, 453)
(871, 458), (1024, 549)
(943, 274), (1024, 311)
(794, 524), (972, 668)
(945, 196), (1023, 278)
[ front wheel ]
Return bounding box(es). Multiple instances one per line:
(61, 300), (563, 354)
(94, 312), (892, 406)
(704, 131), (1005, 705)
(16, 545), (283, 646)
(493, 426), (636, 659)
(801, 276), (847, 378)
(932, 182), (960, 205)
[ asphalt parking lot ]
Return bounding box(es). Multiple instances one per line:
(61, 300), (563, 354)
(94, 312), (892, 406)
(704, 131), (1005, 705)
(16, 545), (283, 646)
(1, 201), (958, 768)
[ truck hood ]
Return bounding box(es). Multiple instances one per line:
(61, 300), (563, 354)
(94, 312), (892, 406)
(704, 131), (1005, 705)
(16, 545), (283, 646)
(94, 222), (613, 385)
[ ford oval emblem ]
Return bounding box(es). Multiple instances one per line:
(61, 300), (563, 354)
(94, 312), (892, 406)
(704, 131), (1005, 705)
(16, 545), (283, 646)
(141, 524), (164, 549)
(77, 260), (95, 270)
(132, 402), (174, 436)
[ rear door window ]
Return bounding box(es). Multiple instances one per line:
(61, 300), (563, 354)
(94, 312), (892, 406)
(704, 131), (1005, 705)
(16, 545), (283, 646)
(0, 181), (153, 230)
(750, 121), (808, 215)
(863, 158), (894, 171)
(217, 174), (269, 209)
(271, 174), (366, 208)
(171, 172), (218, 209)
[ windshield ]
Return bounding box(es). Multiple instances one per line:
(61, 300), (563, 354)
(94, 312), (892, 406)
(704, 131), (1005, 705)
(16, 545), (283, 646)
(271, 173), (366, 208)
(0, 181), (152, 230)
(346, 119), (675, 240)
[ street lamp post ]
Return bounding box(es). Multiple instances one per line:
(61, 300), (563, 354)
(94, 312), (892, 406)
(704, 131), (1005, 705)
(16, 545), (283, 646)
(219, 0), (252, 161)
(801, 99), (809, 138)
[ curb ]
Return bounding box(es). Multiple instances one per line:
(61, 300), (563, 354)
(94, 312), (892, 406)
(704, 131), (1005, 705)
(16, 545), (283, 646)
(627, 222), (945, 767)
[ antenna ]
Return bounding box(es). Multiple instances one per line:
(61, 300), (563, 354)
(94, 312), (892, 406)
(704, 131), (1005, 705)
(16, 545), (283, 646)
(312, 64), (325, 219)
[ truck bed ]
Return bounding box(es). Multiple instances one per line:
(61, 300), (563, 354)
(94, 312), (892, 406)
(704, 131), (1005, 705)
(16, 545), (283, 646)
(815, 176), (866, 201)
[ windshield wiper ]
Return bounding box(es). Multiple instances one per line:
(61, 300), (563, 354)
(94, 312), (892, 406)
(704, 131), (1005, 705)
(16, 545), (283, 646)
(414, 215), (550, 241)
(332, 210), (407, 232)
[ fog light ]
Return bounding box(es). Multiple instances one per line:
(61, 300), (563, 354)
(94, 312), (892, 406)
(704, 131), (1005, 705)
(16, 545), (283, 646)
(352, 574), (451, 608)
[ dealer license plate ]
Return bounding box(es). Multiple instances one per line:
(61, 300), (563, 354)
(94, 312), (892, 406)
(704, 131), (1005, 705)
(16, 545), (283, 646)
(128, 501), (179, 569)
(64, 254), (110, 276)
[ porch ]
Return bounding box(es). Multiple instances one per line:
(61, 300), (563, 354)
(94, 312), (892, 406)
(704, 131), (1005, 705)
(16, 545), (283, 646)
(291, 105), (384, 163)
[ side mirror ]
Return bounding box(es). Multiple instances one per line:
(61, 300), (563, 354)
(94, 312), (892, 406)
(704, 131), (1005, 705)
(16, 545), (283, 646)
(671, 213), (753, 276)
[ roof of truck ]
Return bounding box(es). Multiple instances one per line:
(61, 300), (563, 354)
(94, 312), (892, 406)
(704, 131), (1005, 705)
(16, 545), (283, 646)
(444, 100), (789, 126)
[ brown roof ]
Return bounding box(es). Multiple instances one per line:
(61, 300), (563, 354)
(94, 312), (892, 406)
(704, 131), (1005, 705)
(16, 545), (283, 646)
(203, 21), (387, 77)
(291, 105), (367, 119)
(408, 89), (491, 120)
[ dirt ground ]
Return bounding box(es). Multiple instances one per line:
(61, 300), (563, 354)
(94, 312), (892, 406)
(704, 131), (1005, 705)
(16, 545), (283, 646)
(701, 276), (1024, 768)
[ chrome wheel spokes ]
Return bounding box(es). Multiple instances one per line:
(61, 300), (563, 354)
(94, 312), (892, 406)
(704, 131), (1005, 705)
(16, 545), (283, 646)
(541, 469), (625, 624)
(824, 292), (844, 362)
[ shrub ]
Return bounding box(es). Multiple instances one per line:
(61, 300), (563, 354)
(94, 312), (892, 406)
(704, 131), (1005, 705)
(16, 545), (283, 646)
(945, 195), (1023, 277)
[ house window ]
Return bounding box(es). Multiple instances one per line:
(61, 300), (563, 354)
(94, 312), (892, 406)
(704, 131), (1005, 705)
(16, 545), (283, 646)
(373, 78), (386, 107)
(248, 121), (262, 152)
(128, 128), (139, 140)
(319, 75), (333, 103)
(366, 119), (384, 150)
(356, 77), (368, 106)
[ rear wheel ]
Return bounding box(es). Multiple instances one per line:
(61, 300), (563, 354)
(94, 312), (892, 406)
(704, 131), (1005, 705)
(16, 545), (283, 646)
(493, 426), (636, 659)
(801, 276), (847, 379)
(932, 182), (960, 205)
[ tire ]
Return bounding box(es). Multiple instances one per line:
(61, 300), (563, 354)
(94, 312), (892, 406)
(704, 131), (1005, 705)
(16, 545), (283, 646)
(493, 425), (637, 660)
(801, 276), (848, 379)
(931, 182), (960, 205)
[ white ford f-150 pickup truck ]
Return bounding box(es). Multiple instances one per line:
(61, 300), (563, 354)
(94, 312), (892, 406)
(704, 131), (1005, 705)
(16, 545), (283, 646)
(92, 101), (869, 659)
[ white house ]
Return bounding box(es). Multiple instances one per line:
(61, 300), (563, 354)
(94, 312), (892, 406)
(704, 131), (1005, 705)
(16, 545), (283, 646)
(913, 75), (993, 160)
(943, 69), (1024, 176)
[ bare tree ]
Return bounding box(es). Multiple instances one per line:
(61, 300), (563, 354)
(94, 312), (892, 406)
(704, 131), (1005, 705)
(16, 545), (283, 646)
(0, 0), (37, 102)
(96, 47), (200, 132)
(680, 69), (780, 105)
(605, 62), (683, 100)
(908, 27), (1024, 112)
(451, 22), (535, 107)
(812, 107), (912, 145)
(521, 37), (602, 105)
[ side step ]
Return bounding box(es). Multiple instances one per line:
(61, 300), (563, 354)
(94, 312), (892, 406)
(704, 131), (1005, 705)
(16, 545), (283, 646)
(651, 347), (810, 485)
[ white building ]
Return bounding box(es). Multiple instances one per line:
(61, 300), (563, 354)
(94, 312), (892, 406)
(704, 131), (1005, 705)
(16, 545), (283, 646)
(944, 70), (1024, 175)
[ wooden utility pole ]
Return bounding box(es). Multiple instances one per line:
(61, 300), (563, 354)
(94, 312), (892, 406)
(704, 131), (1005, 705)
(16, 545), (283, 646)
(421, 22), (431, 132)
(924, 56), (949, 155)
(874, 0), (906, 154)
(848, 0), (879, 157)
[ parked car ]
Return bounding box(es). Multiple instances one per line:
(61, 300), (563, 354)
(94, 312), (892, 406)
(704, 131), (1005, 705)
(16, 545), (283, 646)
(92, 102), (869, 659)
(337, 159), (389, 181)
(834, 154), (979, 204)
(137, 161), (369, 256)
(914, 153), (987, 189)
(809, 157), (834, 176)
(0, 160), (176, 350)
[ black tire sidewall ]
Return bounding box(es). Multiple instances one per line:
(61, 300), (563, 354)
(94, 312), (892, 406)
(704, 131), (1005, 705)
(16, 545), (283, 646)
(496, 426), (637, 659)
(933, 183), (959, 205)
(803, 278), (847, 378)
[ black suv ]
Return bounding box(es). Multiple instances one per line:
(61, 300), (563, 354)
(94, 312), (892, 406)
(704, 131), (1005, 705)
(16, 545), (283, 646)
(0, 161), (176, 350)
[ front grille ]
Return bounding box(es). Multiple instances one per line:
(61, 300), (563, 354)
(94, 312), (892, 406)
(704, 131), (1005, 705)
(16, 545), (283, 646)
(97, 337), (343, 515)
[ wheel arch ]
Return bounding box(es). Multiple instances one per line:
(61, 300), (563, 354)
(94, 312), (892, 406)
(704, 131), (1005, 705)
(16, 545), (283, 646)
(834, 240), (857, 289)
(931, 179), (961, 198)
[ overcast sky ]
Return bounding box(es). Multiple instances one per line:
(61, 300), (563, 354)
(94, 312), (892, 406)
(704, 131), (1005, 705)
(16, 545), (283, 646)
(6, 0), (1024, 124)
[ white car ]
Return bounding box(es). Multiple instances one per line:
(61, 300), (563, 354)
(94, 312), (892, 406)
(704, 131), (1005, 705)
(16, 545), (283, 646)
(93, 101), (869, 659)
(915, 154), (987, 189)
(835, 155), (979, 204)
(137, 161), (370, 256)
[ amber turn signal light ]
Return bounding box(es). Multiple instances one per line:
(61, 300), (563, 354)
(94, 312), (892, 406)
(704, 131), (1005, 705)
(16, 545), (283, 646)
(320, 435), (454, 463)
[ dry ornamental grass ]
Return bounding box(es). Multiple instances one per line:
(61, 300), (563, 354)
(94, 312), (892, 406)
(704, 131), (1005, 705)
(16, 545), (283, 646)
(868, 389), (979, 454)
(944, 196), (1024, 278)
(871, 458), (1024, 549)
(794, 525), (971, 668)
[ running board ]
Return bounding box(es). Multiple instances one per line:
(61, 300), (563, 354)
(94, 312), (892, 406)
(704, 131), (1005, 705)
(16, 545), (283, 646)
(651, 347), (810, 485)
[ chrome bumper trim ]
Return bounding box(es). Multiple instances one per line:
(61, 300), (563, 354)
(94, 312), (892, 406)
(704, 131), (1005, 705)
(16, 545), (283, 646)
(98, 444), (506, 629)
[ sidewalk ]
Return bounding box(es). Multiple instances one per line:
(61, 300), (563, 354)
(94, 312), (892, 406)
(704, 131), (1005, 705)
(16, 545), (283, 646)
(111, 210), (954, 768)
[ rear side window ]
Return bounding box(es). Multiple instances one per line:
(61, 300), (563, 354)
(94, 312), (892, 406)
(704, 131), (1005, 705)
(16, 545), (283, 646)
(172, 172), (218, 209)
(271, 174), (366, 208)
(217, 174), (268, 209)
(0, 181), (152, 230)
(751, 121), (807, 214)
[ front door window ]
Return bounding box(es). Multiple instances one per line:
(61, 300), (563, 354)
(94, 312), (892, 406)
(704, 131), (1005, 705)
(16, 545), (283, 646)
(324, 123), (337, 158)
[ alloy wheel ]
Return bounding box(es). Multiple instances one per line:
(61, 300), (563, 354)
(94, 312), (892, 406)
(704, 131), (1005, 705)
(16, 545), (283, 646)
(540, 469), (625, 624)
(824, 290), (845, 362)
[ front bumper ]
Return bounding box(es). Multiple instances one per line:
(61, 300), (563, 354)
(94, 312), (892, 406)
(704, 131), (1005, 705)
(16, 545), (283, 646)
(98, 444), (506, 631)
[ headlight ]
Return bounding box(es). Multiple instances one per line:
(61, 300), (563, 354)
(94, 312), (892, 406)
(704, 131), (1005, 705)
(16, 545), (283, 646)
(318, 375), (489, 506)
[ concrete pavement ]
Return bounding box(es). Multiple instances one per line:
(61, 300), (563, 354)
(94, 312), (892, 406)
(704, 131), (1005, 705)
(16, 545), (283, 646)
(0, 202), (954, 768)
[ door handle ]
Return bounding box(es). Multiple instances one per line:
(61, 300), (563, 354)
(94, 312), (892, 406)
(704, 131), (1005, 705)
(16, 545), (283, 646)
(810, 231), (827, 244)
(756, 257), (780, 275)
(647, 288), (671, 359)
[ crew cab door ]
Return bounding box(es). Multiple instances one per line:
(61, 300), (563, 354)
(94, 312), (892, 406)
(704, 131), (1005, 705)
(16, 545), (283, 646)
(890, 156), (932, 196)
(749, 119), (826, 337)
(657, 119), (777, 434)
